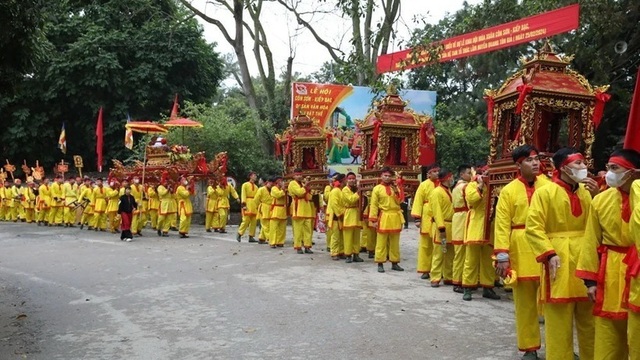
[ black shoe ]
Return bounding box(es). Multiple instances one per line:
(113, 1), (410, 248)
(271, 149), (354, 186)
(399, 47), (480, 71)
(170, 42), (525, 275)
(391, 263), (404, 271)
(463, 289), (473, 301)
(136, 232), (143, 237)
(179, 233), (189, 238)
(88, 226), (93, 230)
(326, 247), (330, 252)
(170, 226), (178, 231)
(276, 244), (284, 248)
(80, 223), (84, 230)
(157, 229), (162, 236)
(37, 222), (42, 226)
(331, 256), (340, 261)
(353, 255), (364, 262)
(236, 234), (241, 242)
(494, 280), (504, 288)
(258, 240), (266, 244)
(482, 288), (501, 300)
(339, 255), (347, 260)
(297, 249), (304, 254)
(360, 247), (367, 253)
(214, 229), (219, 233)
(304, 248), (313, 254)
(378, 264), (385, 273)
(453, 286), (464, 294)
(206, 229), (212, 233)
(162, 232), (169, 237)
(248, 237), (257, 243)
(219, 229), (227, 234)
(368, 251), (375, 259)
(420, 273), (430, 280)
(345, 256), (353, 263)
(270, 245), (277, 249)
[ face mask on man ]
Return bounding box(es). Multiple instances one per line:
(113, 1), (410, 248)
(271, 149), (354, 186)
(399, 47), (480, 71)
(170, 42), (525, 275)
(565, 167), (588, 182)
(134, 179), (140, 184)
(605, 170), (629, 188)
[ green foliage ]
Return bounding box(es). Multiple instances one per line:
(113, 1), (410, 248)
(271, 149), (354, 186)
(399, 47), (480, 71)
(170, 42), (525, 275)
(0, 0), (224, 171)
(407, 0), (640, 170)
(164, 101), (282, 181)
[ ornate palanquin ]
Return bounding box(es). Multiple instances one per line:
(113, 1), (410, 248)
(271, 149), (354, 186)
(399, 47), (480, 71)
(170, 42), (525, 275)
(356, 87), (432, 195)
(484, 42), (609, 224)
(275, 113), (329, 194)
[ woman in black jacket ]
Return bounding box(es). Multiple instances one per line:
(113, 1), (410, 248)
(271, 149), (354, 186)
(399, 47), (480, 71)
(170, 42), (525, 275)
(118, 186), (137, 241)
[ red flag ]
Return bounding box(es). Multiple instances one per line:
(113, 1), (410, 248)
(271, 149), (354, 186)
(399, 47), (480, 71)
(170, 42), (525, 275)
(96, 107), (104, 172)
(170, 94), (179, 119)
(624, 67), (640, 152)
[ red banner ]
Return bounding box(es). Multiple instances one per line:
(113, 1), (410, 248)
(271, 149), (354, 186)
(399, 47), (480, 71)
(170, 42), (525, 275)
(377, 4), (580, 74)
(291, 83), (353, 127)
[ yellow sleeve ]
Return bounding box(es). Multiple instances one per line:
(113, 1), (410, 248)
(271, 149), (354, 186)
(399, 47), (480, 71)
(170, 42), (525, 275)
(369, 187), (380, 220)
(177, 186), (190, 199)
(241, 183), (248, 203)
(215, 186), (224, 196)
(431, 190), (445, 231)
(341, 187), (359, 206)
(493, 186), (514, 254)
(288, 182), (306, 197)
(230, 185), (239, 200)
(271, 186), (285, 199)
(525, 189), (556, 263)
(411, 182), (425, 218)
(465, 181), (483, 207)
(158, 186), (168, 197)
(576, 200), (602, 281)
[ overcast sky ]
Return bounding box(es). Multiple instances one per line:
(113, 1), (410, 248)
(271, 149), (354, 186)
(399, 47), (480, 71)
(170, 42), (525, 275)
(192, 0), (483, 82)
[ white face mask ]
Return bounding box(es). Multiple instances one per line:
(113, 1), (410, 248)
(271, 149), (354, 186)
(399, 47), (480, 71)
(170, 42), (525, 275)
(110, 182), (115, 187)
(134, 179), (140, 184)
(605, 170), (629, 188)
(183, 181), (188, 186)
(566, 167), (588, 182)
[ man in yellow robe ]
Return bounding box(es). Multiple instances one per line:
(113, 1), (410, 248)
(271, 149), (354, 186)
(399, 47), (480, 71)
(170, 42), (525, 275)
(147, 184), (159, 231)
(361, 191), (377, 258)
(78, 178), (93, 229)
(342, 172), (363, 262)
(205, 180), (218, 232)
(288, 169), (314, 253)
(0, 181), (6, 221)
(215, 178), (239, 233)
(106, 180), (121, 233)
(21, 180), (36, 223)
(63, 177), (78, 227)
(9, 179), (24, 222)
(526, 147), (599, 360)
(451, 164), (472, 293)
(412, 165), (440, 279)
(494, 145), (550, 360)
(462, 164), (500, 301)
(430, 169), (454, 287)
(369, 167), (405, 273)
(269, 177), (287, 248)
(91, 178), (108, 231)
(627, 179), (640, 360)
(176, 177), (193, 238)
(323, 175), (337, 251)
(253, 179), (273, 244)
(577, 150), (640, 360)
(327, 174), (346, 260)
(49, 175), (65, 226)
(157, 180), (175, 237)
(238, 172), (260, 243)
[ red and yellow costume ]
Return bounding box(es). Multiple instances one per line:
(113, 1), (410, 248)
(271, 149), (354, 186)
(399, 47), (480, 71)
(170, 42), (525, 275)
(341, 184), (362, 256)
(430, 183), (454, 285)
(238, 180), (259, 238)
(494, 174), (550, 352)
(462, 180), (494, 288)
(253, 185), (273, 243)
(91, 185), (108, 230)
(21, 185), (36, 223)
(215, 181), (239, 231)
(451, 180), (468, 286)
(49, 180), (65, 225)
(370, 183), (404, 264)
(288, 179), (314, 250)
(269, 182), (287, 246)
(157, 184), (175, 235)
(526, 177), (594, 360)
(176, 183), (193, 236)
(327, 183), (345, 257)
(411, 178), (437, 275)
(63, 181), (78, 226)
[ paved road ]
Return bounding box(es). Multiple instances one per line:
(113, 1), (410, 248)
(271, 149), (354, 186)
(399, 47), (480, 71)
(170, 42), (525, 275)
(0, 221), (532, 359)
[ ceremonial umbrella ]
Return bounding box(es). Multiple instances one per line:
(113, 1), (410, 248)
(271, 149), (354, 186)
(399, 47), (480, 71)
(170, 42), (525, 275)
(125, 121), (168, 185)
(163, 117), (203, 143)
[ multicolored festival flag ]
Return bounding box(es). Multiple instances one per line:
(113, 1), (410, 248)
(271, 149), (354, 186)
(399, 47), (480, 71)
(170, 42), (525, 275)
(124, 114), (134, 150)
(58, 123), (67, 154)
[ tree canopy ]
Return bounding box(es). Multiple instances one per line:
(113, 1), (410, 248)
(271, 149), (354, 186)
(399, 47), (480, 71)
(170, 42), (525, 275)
(0, 0), (224, 171)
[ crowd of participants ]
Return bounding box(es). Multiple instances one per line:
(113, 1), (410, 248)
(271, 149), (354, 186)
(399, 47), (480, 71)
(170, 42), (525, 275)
(2, 145), (640, 360)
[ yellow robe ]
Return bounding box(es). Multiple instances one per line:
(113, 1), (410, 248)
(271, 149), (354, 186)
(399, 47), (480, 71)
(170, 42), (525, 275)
(341, 186), (361, 229)
(327, 186), (344, 229)
(216, 184), (239, 209)
(430, 185), (454, 283)
(288, 180), (313, 219)
(494, 175), (550, 281)
(451, 181), (469, 244)
(526, 180), (592, 302)
(628, 181), (640, 312)
(176, 185), (193, 215)
(241, 181), (259, 216)
(464, 181), (489, 244)
(411, 179), (436, 235)
(157, 185), (175, 215)
(92, 186), (108, 213)
(269, 186), (287, 220)
(254, 186), (272, 220)
(369, 184), (404, 233)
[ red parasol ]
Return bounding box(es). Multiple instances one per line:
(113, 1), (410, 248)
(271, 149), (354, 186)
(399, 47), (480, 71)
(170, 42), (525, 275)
(164, 117), (203, 142)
